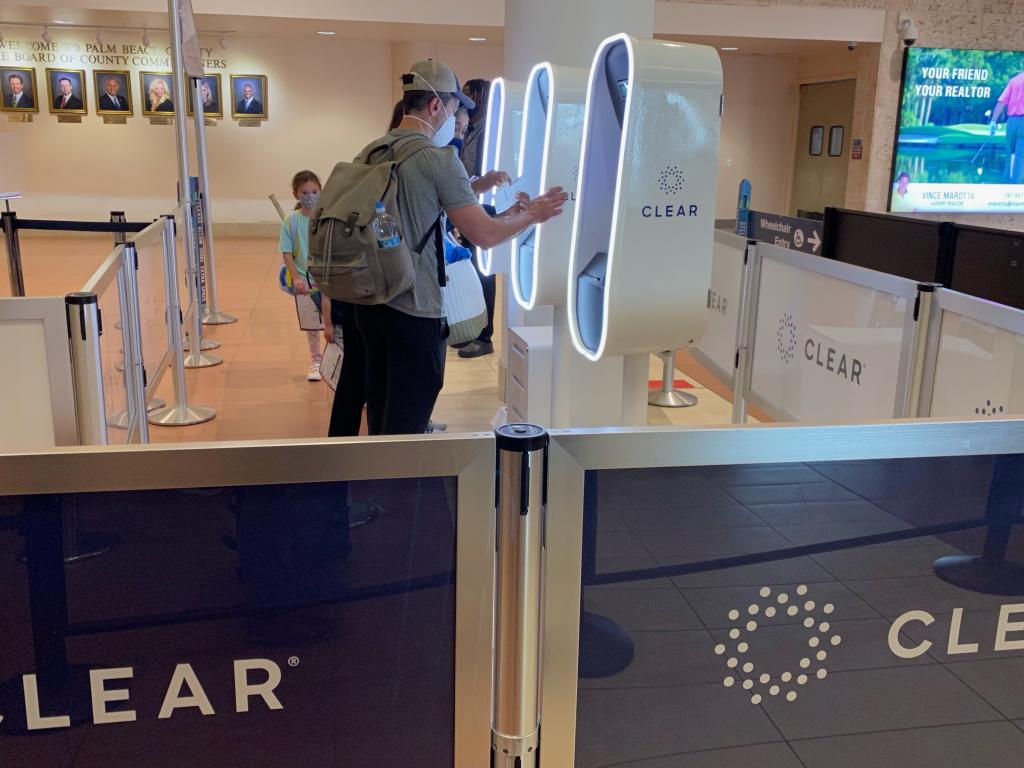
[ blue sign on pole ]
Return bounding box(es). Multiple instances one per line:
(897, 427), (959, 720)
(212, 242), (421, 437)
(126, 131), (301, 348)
(736, 179), (752, 237)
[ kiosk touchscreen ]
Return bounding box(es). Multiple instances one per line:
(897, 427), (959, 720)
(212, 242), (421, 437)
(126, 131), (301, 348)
(511, 63), (588, 311)
(476, 78), (525, 277)
(568, 35), (723, 367)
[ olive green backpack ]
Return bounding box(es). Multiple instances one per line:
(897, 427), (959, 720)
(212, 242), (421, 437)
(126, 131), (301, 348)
(307, 134), (444, 304)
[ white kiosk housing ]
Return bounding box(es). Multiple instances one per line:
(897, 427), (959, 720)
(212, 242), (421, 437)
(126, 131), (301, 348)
(568, 34), (723, 422)
(476, 78), (526, 277)
(510, 62), (622, 427)
(511, 63), (588, 310)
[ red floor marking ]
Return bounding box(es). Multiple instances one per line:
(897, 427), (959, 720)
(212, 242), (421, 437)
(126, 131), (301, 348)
(648, 379), (694, 389)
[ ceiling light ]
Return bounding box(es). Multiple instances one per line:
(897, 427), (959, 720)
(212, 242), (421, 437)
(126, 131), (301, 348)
(317, 30), (337, 36)
(41, 26), (51, 44)
(53, 20), (71, 25)
(142, 29), (151, 47)
(468, 37), (487, 42)
(720, 46), (739, 51)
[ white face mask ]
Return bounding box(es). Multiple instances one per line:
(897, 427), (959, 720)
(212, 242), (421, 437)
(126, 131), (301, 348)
(410, 72), (457, 147)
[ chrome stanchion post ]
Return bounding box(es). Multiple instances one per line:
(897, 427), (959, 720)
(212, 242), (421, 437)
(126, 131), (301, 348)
(121, 242), (149, 443)
(193, 78), (235, 326)
(731, 240), (760, 424)
(648, 350), (697, 408)
(168, 0), (221, 369)
(3, 210), (25, 297)
(493, 424), (547, 768)
(64, 293), (122, 561)
(65, 292), (108, 445)
(149, 214), (216, 426)
(906, 283), (940, 418)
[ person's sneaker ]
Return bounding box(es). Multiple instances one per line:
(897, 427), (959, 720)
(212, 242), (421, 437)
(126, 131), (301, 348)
(307, 362), (322, 381)
(427, 420), (448, 433)
(458, 341), (494, 359)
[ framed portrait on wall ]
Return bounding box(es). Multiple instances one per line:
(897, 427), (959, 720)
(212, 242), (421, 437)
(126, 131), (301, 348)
(0, 68), (39, 113)
(94, 70), (133, 116)
(140, 72), (176, 116)
(186, 74), (223, 118)
(46, 68), (88, 115)
(230, 75), (268, 119)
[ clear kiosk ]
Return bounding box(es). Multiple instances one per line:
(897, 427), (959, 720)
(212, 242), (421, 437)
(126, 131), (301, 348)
(472, 78), (553, 404)
(511, 62), (623, 427)
(568, 34), (723, 424)
(476, 78), (525, 278)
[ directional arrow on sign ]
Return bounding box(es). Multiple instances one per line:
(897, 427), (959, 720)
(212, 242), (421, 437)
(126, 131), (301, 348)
(809, 230), (822, 253)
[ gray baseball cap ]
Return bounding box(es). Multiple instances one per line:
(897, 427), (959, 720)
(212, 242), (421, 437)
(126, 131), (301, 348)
(404, 60), (475, 110)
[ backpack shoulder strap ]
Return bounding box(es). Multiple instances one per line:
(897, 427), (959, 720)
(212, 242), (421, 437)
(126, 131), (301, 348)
(365, 133), (435, 167)
(413, 214), (446, 288)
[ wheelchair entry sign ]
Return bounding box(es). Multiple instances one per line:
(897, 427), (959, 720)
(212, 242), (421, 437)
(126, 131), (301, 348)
(749, 211), (823, 256)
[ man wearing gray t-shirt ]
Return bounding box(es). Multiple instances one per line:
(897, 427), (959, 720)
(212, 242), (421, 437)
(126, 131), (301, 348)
(353, 60), (567, 435)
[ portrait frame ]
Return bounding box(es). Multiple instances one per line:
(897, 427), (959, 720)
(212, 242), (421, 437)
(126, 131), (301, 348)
(0, 67), (40, 113)
(46, 68), (88, 115)
(230, 74), (268, 120)
(186, 73), (224, 118)
(93, 70), (134, 116)
(139, 71), (176, 117)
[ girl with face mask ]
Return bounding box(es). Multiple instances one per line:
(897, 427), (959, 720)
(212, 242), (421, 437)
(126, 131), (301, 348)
(279, 169), (326, 380)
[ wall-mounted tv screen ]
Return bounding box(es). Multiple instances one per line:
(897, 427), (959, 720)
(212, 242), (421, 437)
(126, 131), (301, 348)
(889, 46), (1024, 214)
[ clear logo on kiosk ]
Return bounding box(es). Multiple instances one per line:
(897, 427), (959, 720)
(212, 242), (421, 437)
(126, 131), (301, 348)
(643, 164), (701, 219)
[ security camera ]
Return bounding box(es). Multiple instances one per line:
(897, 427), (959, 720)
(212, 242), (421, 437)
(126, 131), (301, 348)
(847, 42), (858, 51)
(898, 14), (919, 47)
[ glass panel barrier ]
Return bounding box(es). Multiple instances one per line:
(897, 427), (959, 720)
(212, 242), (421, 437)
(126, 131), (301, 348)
(133, 222), (171, 400)
(544, 420), (1024, 767)
(84, 251), (129, 444)
(0, 435), (494, 767)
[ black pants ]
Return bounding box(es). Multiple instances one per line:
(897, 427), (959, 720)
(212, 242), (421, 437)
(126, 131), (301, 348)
(327, 301), (366, 438)
(354, 304), (446, 435)
(476, 270), (497, 344)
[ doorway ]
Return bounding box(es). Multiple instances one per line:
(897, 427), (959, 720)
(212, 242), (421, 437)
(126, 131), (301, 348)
(790, 78), (856, 217)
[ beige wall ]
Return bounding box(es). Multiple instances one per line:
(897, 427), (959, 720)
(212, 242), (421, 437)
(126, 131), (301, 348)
(0, 28), (498, 225)
(716, 54), (800, 218)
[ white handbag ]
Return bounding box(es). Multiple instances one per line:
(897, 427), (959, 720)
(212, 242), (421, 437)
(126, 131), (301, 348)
(442, 256), (487, 347)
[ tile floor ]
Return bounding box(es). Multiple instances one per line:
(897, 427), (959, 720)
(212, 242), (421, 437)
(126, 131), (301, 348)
(8, 235), (750, 444)
(574, 457), (1024, 767)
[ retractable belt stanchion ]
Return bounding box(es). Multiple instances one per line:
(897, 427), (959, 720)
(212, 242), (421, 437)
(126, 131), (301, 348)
(120, 242), (149, 443)
(2, 210), (25, 296)
(62, 292), (120, 561)
(193, 78), (235, 327)
(493, 424), (547, 768)
(168, 0), (221, 369)
(730, 240), (760, 424)
(148, 215), (216, 426)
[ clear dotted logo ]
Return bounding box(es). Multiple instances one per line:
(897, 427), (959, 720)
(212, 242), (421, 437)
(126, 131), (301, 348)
(657, 165), (686, 195)
(777, 313), (798, 364)
(975, 400), (1006, 416)
(714, 585), (842, 705)
(572, 165), (580, 184)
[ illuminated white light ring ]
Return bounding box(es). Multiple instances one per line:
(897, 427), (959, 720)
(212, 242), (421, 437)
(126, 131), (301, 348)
(511, 62), (554, 310)
(566, 33), (635, 362)
(476, 78), (505, 275)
